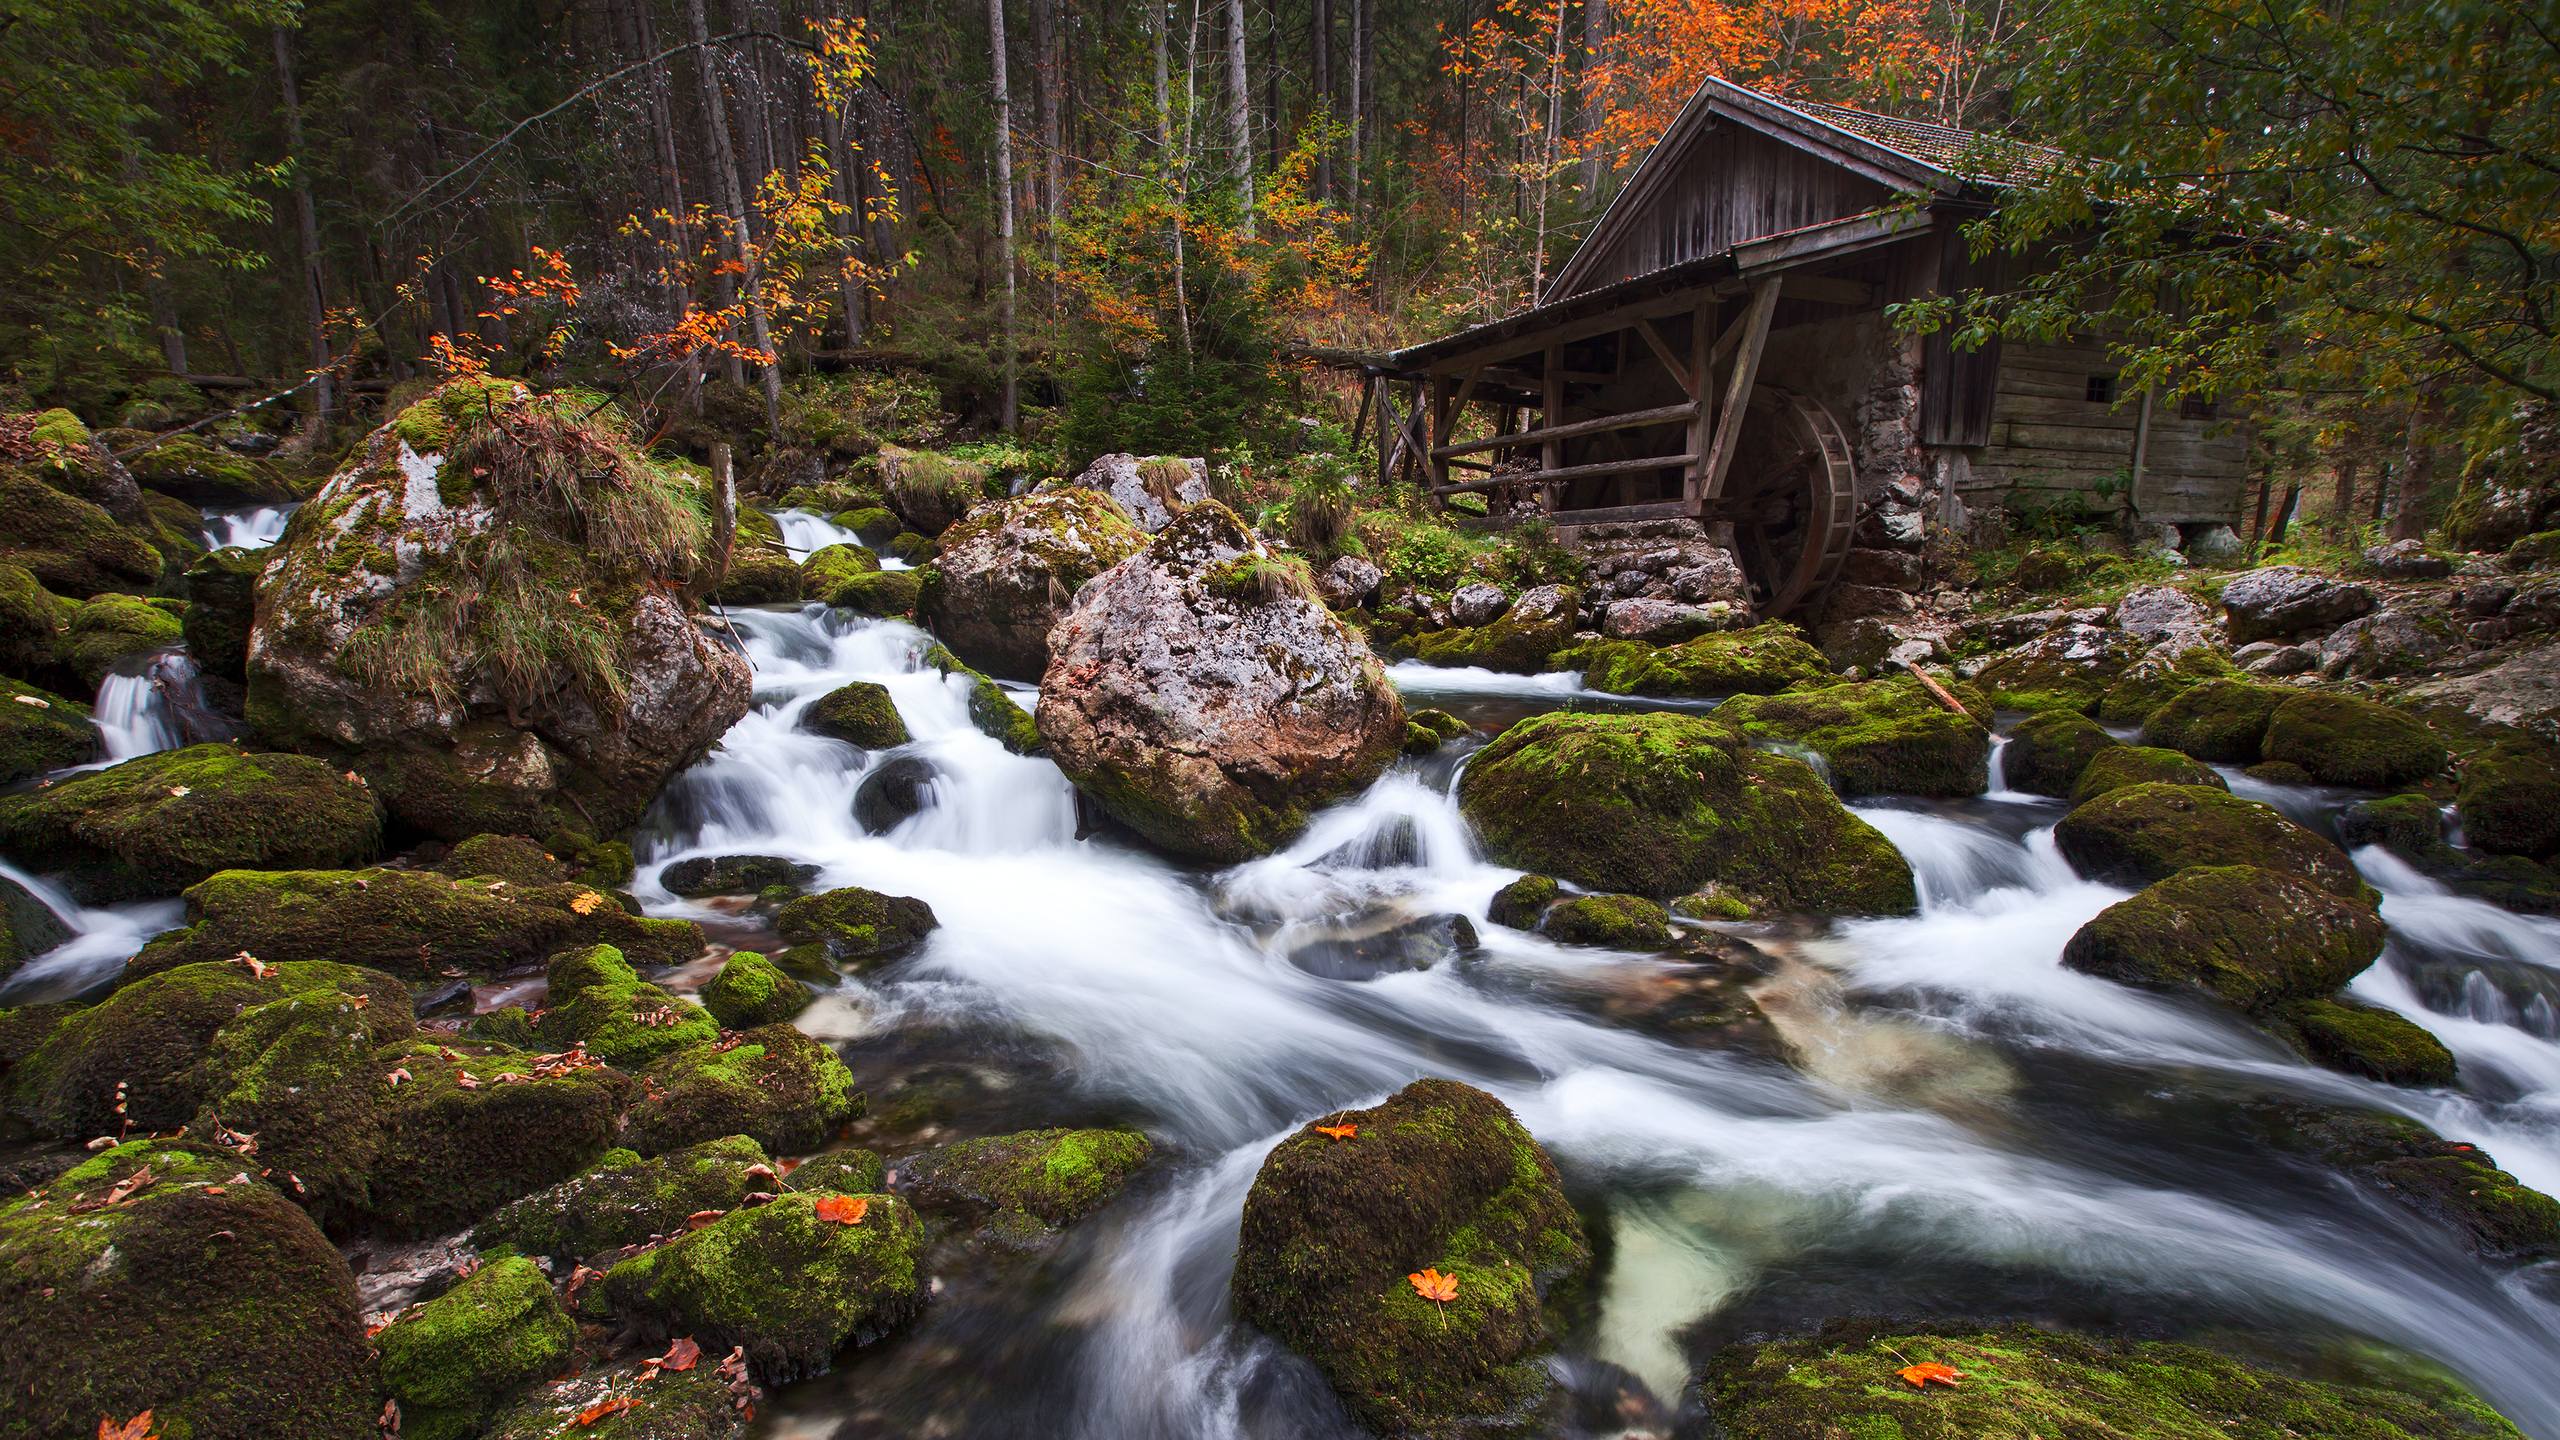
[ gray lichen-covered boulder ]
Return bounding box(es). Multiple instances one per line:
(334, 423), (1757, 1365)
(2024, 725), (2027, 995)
(1232, 1080), (1590, 1439)
(1039, 503), (1406, 862)
(2053, 782), (2365, 897)
(0, 745), (383, 901)
(2062, 865), (2386, 1011)
(1409, 583), (1583, 674)
(2219, 565), (2377, 644)
(1068, 452), (1209, 532)
(244, 378), (751, 839)
(914, 488), (1147, 678)
(1459, 711), (1915, 915)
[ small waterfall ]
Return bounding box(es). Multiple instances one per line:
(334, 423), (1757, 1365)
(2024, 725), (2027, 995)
(200, 502), (295, 550)
(2459, 970), (2517, 1026)
(93, 663), (183, 761)
(0, 857), (186, 1005)
(767, 507), (911, 570)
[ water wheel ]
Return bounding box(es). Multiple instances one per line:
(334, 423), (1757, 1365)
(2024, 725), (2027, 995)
(1711, 385), (1857, 618)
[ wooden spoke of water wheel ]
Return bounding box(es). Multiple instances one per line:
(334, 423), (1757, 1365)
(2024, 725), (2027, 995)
(1702, 385), (1857, 618)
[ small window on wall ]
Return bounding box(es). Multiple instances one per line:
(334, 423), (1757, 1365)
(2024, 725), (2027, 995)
(2085, 373), (2119, 403)
(2180, 395), (2218, 420)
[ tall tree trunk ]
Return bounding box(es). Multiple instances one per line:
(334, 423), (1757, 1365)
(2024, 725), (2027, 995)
(687, 0), (782, 429)
(2390, 402), (2438, 542)
(626, 0), (702, 411)
(272, 26), (333, 437)
(2331, 453), (2359, 533)
(1530, 0), (1567, 303)
(1034, 0), (1063, 314)
(1346, 0), (1366, 211)
(1312, 0), (1333, 202)
(1577, 0), (1608, 198)
(988, 0), (1020, 431)
(1225, 0), (1253, 234)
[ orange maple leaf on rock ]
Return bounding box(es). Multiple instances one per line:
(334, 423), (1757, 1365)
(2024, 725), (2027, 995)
(1313, 1123), (1357, 1140)
(1897, 1361), (1963, 1389)
(98, 1415), (160, 1440)
(813, 1194), (869, 1225)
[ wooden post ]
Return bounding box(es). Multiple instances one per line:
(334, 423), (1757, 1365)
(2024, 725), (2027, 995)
(2126, 384), (2156, 518)
(1697, 278), (1781, 501)
(2245, 458), (2275, 563)
(1541, 345), (1563, 515)
(1685, 297), (1714, 507)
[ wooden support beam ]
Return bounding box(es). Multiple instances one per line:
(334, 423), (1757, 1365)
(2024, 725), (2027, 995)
(1686, 297), (1715, 507)
(1433, 401), (1696, 460)
(1634, 317), (1691, 394)
(1541, 344), (1565, 513)
(1696, 278), (1781, 500)
(1778, 274), (1876, 306)
(1548, 499), (1700, 527)
(1432, 454), (1695, 495)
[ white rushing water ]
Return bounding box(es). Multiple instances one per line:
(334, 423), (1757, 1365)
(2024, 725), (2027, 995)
(200, 502), (295, 550)
(90, 658), (187, 762)
(767, 507), (912, 570)
(0, 857), (185, 1005)
(644, 608), (2560, 1438)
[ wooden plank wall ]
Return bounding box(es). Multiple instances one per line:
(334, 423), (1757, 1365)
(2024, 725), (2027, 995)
(1963, 339), (2248, 524)
(1563, 123), (1893, 297)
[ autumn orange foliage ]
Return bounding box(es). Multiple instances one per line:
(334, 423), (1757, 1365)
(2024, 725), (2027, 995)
(1897, 1360), (1964, 1389)
(813, 1194), (870, 1225)
(1313, 1123), (1358, 1140)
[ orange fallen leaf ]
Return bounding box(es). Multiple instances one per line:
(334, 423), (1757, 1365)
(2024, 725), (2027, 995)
(683, 1209), (724, 1231)
(657, 1337), (703, 1373)
(572, 1396), (636, 1427)
(567, 890), (605, 916)
(1313, 1123), (1358, 1140)
(812, 1194), (869, 1226)
(98, 1414), (160, 1440)
(1897, 1361), (1963, 1390)
(1407, 1267), (1459, 1327)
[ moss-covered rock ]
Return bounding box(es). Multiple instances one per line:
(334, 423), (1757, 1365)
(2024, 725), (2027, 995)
(700, 950), (811, 1029)
(2262, 692), (2449, 788)
(2269, 997), (2459, 1086)
(475, 1135), (776, 1262)
(801, 541), (881, 607)
(129, 866), (702, 981)
(599, 1191), (925, 1381)
(804, 680), (911, 748)
(181, 545), (264, 683)
(436, 832), (572, 886)
(0, 1141), (377, 1440)
(363, 1041), (630, 1237)
(1701, 1322), (2520, 1440)
(2457, 739), (2560, 860)
(2091, 643), (2239, 726)
(774, 885), (938, 974)
(0, 746), (383, 901)
(485, 1354), (757, 1440)
(1541, 893), (1672, 950)
(1486, 874), (1558, 930)
(1715, 676), (1991, 798)
(0, 875), (73, 984)
(377, 1254), (575, 1440)
(1232, 1079), (1590, 1438)
(916, 488), (1147, 678)
(621, 1025), (861, 1157)
(2053, 782), (2365, 897)
(2263, 1105), (2560, 1262)
(1401, 707), (1470, 756)
(1459, 711), (1916, 914)
(659, 853), (818, 897)
(2337, 792), (2560, 915)
(2001, 709), (2121, 798)
(185, 971), (415, 1224)
(712, 534), (804, 605)
(0, 676), (93, 782)
(2139, 678), (2284, 763)
(59, 591), (184, 688)
(0, 561), (67, 681)
(2069, 744), (2230, 804)
(1973, 631), (2140, 715)
(1564, 622), (1832, 698)
(792, 1148), (887, 1195)
(902, 1126), (1151, 1232)
(0, 464), (162, 597)
(2061, 865), (2386, 1011)
(535, 944), (718, 1068)
(831, 567), (922, 617)
(125, 434), (300, 505)
(1408, 587), (1585, 675)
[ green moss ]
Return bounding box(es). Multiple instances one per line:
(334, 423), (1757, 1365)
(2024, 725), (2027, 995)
(660, 853), (817, 897)
(2096, 645), (2239, 725)
(1560, 621), (1831, 698)
(1541, 892), (1672, 949)
(0, 746), (384, 901)
(2261, 692), (2449, 788)
(377, 1255), (575, 1440)
(904, 1127), (1152, 1230)
(2054, 782), (2366, 897)
(831, 566), (922, 616)
(436, 833), (572, 886)
(837, 506), (898, 538)
(187, 972), (416, 1225)
(1409, 591), (1587, 676)
(2062, 865), (2386, 1012)
(2070, 744), (2229, 804)
(1486, 874), (1559, 930)
(0, 676), (94, 783)
(2270, 997), (2458, 1086)
(475, 1135), (775, 1263)
(485, 1355), (753, 1440)
(126, 434), (299, 505)
(622, 1025), (862, 1157)
(789, 1148), (886, 1195)
(2140, 678), (2285, 763)
(598, 1191), (925, 1381)
(1702, 1322), (2521, 1440)
(1459, 710), (1916, 915)
(802, 541), (882, 606)
(2002, 710), (2120, 798)
(774, 885), (938, 973)
(888, 531), (937, 565)
(713, 537), (804, 604)
(1716, 676), (1992, 798)
(2457, 739), (2560, 860)
(701, 950), (811, 1029)
(59, 591), (185, 688)
(1402, 708), (1470, 758)
(804, 680), (911, 748)
(181, 545), (264, 683)
(364, 1040), (630, 1237)
(129, 866), (702, 981)
(1671, 886), (1755, 920)
(0, 561), (67, 681)
(1232, 1079), (1590, 1438)
(0, 464), (162, 597)
(2264, 1105), (2560, 1261)
(0, 1141), (377, 1440)
(534, 944), (718, 1068)
(1974, 642), (2138, 716)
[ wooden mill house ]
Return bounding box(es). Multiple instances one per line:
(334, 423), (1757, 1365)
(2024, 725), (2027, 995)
(1366, 77), (2251, 618)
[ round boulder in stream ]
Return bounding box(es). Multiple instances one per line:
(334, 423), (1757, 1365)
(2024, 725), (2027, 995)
(852, 753), (941, 833)
(804, 679), (912, 748)
(0, 743), (382, 901)
(1039, 502), (1406, 862)
(2061, 864), (2386, 1012)
(1233, 1079), (1591, 1438)
(2001, 709), (2121, 798)
(1458, 711), (1917, 914)
(914, 487), (1147, 678)
(1713, 675), (1992, 798)
(2052, 781), (2364, 897)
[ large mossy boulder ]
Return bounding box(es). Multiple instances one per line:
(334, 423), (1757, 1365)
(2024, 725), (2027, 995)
(914, 488), (1146, 678)
(245, 379), (752, 839)
(0, 1141), (378, 1440)
(128, 866), (702, 981)
(700, 950), (811, 1029)
(1039, 503), (1405, 862)
(376, 1254), (576, 1440)
(2457, 739), (2560, 859)
(534, 943), (718, 1068)
(1701, 1322), (2520, 1440)
(773, 884), (938, 975)
(2261, 692), (2449, 788)
(621, 1024), (861, 1157)
(1541, 892), (1673, 949)
(476, 1135), (775, 1263)
(901, 1126), (1151, 1233)
(2094, 643), (2238, 725)
(599, 1191), (925, 1381)
(364, 1041), (630, 1236)
(1715, 675), (1991, 798)
(800, 540), (881, 606)
(2001, 709), (2120, 798)
(2268, 996), (2459, 1086)
(1232, 1080), (1590, 1438)
(0, 676), (94, 783)
(1562, 620), (1830, 698)
(2263, 1105), (2560, 1262)
(2140, 678), (2285, 762)
(2061, 865), (2386, 1011)
(1973, 624), (2141, 714)
(185, 972), (416, 1224)
(0, 561), (68, 681)
(2053, 782), (2364, 897)
(124, 433), (299, 504)
(803, 679), (911, 748)
(0, 464), (162, 597)
(659, 852), (818, 897)
(1409, 585), (1585, 674)
(61, 592), (185, 688)
(2068, 744), (2228, 804)
(0, 745), (382, 901)
(1458, 711), (1916, 915)
(183, 545), (265, 683)
(832, 566), (922, 617)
